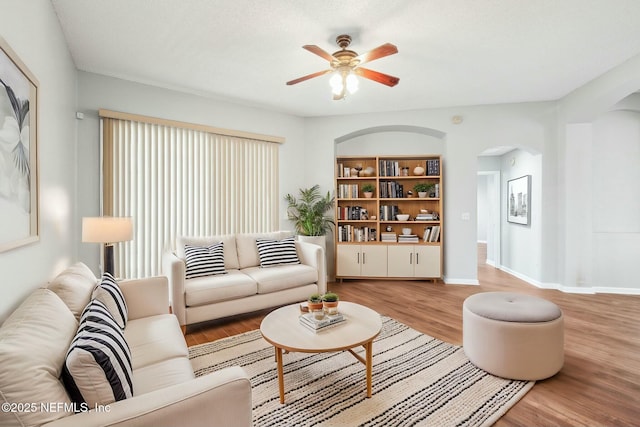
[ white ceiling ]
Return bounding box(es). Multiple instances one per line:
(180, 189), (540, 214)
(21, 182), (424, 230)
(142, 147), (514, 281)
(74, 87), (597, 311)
(51, 0), (640, 118)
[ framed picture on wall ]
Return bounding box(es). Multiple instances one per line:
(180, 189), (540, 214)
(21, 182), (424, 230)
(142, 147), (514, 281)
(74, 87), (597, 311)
(507, 175), (530, 225)
(0, 37), (39, 252)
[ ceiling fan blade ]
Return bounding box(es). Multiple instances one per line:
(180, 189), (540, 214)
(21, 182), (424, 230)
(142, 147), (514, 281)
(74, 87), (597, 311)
(354, 43), (398, 65)
(354, 67), (400, 87)
(286, 69), (333, 86)
(303, 45), (337, 62)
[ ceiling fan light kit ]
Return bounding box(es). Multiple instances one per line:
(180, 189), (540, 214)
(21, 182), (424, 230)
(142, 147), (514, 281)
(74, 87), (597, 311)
(287, 34), (399, 100)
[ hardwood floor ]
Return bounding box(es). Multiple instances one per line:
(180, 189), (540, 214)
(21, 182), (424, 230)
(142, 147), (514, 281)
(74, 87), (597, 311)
(185, 246), (640, 426)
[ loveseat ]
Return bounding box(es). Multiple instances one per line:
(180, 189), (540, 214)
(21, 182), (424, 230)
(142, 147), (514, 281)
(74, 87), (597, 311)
(0, 263), (251, 427)
(162, 231), (327, 332)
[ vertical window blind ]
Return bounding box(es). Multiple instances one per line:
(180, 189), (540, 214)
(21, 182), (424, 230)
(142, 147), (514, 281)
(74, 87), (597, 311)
(101, 112), (280, 278)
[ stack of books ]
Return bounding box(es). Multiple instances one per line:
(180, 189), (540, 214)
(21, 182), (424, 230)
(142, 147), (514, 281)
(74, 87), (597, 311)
(398, 234), (419, 243)
(380, 232), (397, 242)
(415, 212), (436, 221)
(299, 312), (346, 333)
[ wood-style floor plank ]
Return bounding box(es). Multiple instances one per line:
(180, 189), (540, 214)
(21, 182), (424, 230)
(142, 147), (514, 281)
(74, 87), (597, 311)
(185, 245), (640, 426)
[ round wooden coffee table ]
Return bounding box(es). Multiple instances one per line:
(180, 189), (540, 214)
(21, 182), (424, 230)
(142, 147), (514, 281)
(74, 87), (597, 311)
(260, 301), (382, 404)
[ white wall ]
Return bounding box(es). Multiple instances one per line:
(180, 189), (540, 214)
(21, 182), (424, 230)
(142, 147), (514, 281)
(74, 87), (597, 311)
(500, 149), (543, 283)
(0, 0), (78, 322)
(559, 53), (640, 293)
(305, 102), (556, 284)
(477, 175), (488, 243)
(562, 104), (640, 291)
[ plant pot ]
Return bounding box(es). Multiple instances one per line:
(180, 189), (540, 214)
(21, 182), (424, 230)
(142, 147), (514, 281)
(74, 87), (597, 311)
(323, 300), (339, 315)
(308, 301), (324, 312)
(418, 192), (428, 198)
(364, 192), (373, 198)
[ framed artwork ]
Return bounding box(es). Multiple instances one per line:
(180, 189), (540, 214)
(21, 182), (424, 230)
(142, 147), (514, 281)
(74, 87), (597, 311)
(0, 37), (39, 252)
(507, 175), (530, 225)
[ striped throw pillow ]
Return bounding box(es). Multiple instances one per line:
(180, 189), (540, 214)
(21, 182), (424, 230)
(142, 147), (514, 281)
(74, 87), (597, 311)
(92, 272), (128, 329)
(184, 242), (227, 279)
(62, 299), (134, 407)
(255, 237), (300, 267)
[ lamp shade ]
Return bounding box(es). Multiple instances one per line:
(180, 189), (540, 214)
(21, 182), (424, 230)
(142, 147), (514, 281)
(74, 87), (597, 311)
(82, 217), (133, 243)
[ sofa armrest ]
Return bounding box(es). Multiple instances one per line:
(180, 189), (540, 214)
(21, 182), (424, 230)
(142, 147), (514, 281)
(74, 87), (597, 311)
(118, 276), (170, 320)
(296, 241), (327, 294)
(42, 367), (251, 427)
(162, 251), (187, 327)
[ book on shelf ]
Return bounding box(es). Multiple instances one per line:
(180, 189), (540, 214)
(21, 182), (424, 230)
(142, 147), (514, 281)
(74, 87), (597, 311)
(430, 225), (440, 242)
(299, 312), (346, 333)
(379, 205), (399, 221)
(398, 234), (419, 243)
(426, 159), (440, 176)
(379, 180), (404, 198)
(421, 225), (441, 242)
(380, 232), (397, 242)
(338, 225), (375, 242)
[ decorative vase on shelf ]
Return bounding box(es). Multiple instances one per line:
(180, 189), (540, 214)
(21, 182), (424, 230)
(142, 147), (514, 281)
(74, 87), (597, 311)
(364, 192), (373, 198)
(413, 166), (425, 176)
(418, 192), (428, 198)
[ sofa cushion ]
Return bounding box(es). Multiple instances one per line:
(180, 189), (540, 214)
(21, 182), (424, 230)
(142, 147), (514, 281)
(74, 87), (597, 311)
(184, 242), (227, 279)
(185, 270), (257, 307)
(92, 272), (128, 329)
(236, 231), (293, 269)
(256, 237), (300, 267)
(0, 289), (77, 427)
(132, 357), (195, 395)
(243, 264), (318, 294)
(178, 234), (239, 270)
(47, 262), (98, 320)
(124, 314), (189, 370)
(63, 299), (134, 407)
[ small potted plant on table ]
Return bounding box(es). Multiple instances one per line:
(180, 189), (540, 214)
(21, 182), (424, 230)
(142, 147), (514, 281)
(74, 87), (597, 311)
(322, 292), (339, 315)
(308, 293), (324, 319)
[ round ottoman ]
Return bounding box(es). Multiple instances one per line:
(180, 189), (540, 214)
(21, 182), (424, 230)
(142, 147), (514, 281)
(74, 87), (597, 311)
(463, 292), (564, 380)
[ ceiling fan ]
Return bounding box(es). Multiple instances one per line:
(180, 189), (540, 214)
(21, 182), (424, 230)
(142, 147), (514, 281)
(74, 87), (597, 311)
(286, 34), (399, 100)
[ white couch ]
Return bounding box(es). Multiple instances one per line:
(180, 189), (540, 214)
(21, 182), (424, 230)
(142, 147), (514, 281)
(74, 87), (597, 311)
(0, 263), (251, 427)
(162, 231), (327, 331)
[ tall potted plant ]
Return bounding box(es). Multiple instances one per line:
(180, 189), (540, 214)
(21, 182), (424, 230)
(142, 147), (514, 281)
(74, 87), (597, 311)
(285, 185), (335, 250)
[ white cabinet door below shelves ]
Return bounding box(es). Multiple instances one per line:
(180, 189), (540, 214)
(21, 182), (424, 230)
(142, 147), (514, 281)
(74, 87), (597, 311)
(336, 245), (361, 277)
(336, 244), (388, 277)
(387, 245), (414, 277)
(387, 245), (441, 278)
(360, 245), (388, 277)
(414, 245), (441, 277)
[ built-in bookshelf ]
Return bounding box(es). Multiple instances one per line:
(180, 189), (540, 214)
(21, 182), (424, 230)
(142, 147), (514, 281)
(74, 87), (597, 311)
(335, 155), (443, 280)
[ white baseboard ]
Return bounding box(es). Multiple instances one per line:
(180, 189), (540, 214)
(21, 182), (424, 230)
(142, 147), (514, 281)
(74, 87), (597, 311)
(485, 259), (496, 267)
(498, 266), (640, 295)
(443, 277), (480, 286)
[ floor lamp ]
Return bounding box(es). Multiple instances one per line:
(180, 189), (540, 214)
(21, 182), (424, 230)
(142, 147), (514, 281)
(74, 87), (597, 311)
(82, 216), (133, 276)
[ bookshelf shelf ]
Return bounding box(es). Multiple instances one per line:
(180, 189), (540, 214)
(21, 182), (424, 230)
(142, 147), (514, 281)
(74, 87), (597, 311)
(335, 155), (443, 280)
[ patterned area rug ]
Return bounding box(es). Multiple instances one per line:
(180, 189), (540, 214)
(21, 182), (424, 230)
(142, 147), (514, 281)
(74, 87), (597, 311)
(189, 317), (534, 427)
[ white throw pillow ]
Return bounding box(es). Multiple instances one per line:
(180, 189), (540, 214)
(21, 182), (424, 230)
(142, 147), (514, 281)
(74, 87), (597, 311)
(62, 299), (134, 407)
(184, 242), (227, 279)
(47, 262), (98, 320)
(255, 236), (301, 267)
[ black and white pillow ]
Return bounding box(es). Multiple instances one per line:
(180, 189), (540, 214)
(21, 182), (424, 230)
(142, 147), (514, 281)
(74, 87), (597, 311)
(184, 242), (227, 279)
(255, 237), (300, 267)
(92, 272), (128, 329)
(62, 299), (134, 407)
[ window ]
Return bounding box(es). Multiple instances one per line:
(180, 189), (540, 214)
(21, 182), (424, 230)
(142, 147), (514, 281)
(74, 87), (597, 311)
(100, 111), (281, 278)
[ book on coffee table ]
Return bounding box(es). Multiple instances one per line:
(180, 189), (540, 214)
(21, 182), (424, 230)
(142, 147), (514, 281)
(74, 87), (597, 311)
(299, 312), (346, 333)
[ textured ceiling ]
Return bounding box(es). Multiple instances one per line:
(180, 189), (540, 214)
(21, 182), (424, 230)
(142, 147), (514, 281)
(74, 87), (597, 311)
(51, 0), (640, 117)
